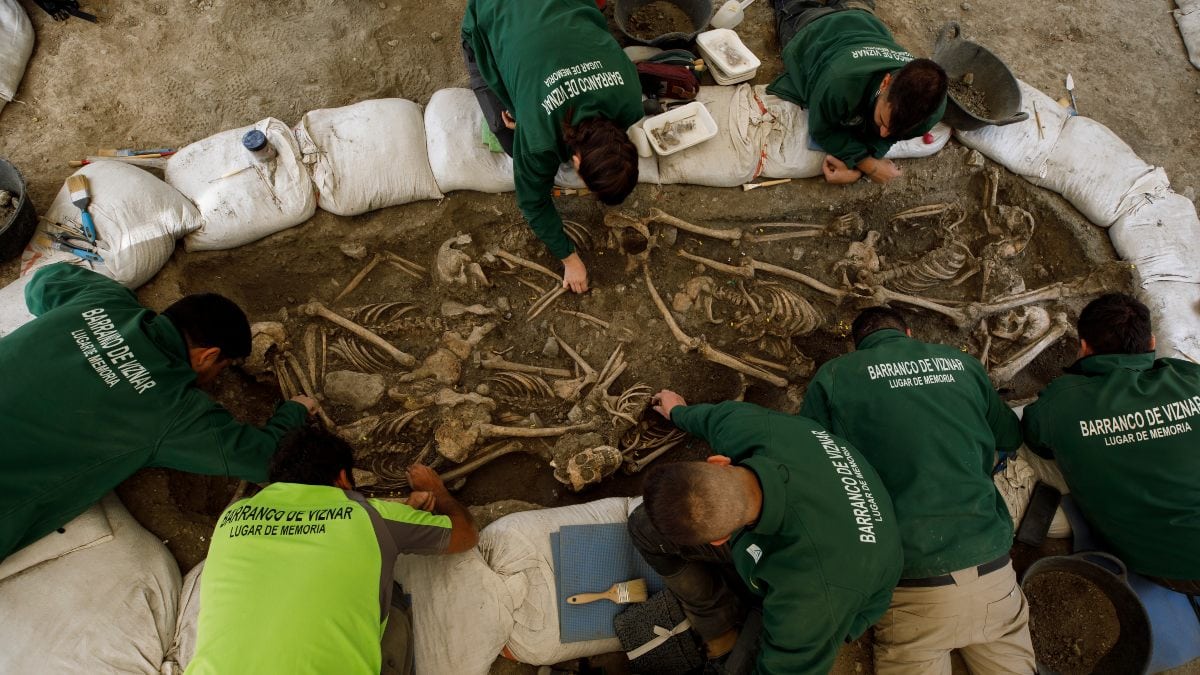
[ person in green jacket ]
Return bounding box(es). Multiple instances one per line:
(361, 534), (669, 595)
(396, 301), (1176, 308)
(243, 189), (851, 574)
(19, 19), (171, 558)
(462, 0), (643, 294)
(629, 392), (902, 674)
(187, 429), (477, 674)
(0, 263), (316, 561)
(766, 0), (947, 184)
(1023, 293), (1200, 591)
(800, 306), (1034, 674)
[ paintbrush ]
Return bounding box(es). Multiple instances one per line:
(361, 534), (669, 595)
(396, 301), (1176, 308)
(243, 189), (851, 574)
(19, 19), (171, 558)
(566, 578), (648, 605)
(65, 175), (97, 244)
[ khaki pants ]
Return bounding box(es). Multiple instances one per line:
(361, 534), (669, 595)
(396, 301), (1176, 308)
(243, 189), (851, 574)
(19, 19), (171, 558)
(874, 562), (1036, 675)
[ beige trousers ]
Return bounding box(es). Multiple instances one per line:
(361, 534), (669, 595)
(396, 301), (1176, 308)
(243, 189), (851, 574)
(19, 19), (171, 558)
(874, 562), (1036, 675)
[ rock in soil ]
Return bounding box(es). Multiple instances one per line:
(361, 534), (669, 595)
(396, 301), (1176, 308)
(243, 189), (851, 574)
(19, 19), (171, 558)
(1025, 570), (1121, 674)
(324, 370), (386, 411)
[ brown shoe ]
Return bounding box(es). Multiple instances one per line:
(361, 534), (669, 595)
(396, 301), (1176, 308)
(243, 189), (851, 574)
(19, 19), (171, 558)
(705, 628), (739, 659)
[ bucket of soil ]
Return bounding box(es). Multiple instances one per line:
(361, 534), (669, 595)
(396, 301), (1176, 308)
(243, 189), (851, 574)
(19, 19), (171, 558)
(931, 21), (1029, 131)
(0, 158), (36, 262)
(616, 0), (712, 47)
(1022, 552), (1151, 675)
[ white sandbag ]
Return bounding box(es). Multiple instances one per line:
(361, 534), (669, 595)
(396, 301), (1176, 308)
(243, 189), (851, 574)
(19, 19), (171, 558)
(1111, 191), (1200, 285)
(0, 0), (33, 112)
(1139, 280), (1200, 363)
(294, 99), (443, 216)
(0, 494), (181, 675)
(167, 118), (316, 251)
(22, 162), (201, 288)
(483, 497), (635, 665)
(1033, 115), (1170, 226)
(163, 562), (204, 673)
(657, 85), (769, 187)
(554, 146), (661, 188)
(886, 123), (952, 159)
(394, 548), (512, 675)
(1176, 0), (1200, 70)
(0, 274), (34, 338)
(955, 80), (1070, 179)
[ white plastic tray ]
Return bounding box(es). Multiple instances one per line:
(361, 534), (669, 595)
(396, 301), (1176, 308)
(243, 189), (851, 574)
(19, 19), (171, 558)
(642, 102), (719, 156)
(697, 29), (761, 80)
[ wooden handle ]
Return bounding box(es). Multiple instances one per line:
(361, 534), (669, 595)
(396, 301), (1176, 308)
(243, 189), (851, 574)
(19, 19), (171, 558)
(566, 592), (608, 605)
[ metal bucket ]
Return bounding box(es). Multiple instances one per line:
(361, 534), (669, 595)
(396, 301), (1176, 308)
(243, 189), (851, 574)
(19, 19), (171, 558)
(615, 0), (712, 47)
(931, 22), (1029, 131)
(0, 158), (36, 262)
(1021, 552), (1152, 675)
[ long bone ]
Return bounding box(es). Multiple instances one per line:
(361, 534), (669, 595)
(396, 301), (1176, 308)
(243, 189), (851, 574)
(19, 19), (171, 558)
(641, 208), (858, 245)
(988, 313), (1073, 385)
(480, 354), (573, 378)
(300, 301), (417, 368)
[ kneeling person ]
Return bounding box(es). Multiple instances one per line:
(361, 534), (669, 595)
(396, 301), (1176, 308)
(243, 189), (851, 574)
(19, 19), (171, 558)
(630, 392), (901, 674)
(186, 430), (478, 674)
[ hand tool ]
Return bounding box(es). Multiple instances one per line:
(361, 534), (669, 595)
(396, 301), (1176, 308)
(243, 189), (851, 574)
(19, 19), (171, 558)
(567, 578), (648, 605)
(97, 148), (176, 157)
(1065, 73), (1079, 115)
(50, 233), (103, 263)
(65, 175), (97, 244)
(742, 178), (791, 192)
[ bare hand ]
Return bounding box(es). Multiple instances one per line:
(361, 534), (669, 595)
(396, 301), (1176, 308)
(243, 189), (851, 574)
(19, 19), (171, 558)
(405, 490), (437, 513)
(859, 157), (901, 183)
(290, 395), (318, 415)
(561, 253), (589, 294)
(822, 155), (862, 185)
(407, 464), (448, 496)
(501, 110), (516, 130)
(651, 389), (687, 421)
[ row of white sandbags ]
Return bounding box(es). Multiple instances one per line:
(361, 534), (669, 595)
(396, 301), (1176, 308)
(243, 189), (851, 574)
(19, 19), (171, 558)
(954, 79), (1200, 362)
(1177, 0), (1200, 70)
(0, 0), (33, 117)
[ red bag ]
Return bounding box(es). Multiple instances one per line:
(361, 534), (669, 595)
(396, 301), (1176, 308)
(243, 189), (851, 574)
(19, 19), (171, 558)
(636, 62), (699, 101)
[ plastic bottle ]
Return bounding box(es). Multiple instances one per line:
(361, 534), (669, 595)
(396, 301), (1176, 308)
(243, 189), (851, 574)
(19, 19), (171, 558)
(241, 129), (277, 163)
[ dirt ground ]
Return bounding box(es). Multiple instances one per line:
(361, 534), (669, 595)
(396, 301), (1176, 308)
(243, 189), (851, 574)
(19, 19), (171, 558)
(3, 0), (1199, 673)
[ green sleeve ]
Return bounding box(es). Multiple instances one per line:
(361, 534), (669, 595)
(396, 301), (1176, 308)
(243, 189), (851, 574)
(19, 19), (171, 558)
(984, 385), (1022, 456)
(798, 369), (835, 430)
(368, 499), (453, 555)
(1021, 398), (1056, 460)
(754, 575), (839, 675)
(151, 397), (309, 482)
(670, 401), (769, 463)
(514, 146), (574, 260)
(24, 263), (133, 316)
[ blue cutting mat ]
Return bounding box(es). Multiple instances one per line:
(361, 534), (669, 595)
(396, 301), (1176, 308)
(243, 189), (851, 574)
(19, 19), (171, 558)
(552, 522), (666, 643)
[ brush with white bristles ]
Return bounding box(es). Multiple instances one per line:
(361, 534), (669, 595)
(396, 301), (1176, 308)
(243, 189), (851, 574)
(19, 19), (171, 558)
(65, 174), (97, 244)
(566, 578), (648, 605)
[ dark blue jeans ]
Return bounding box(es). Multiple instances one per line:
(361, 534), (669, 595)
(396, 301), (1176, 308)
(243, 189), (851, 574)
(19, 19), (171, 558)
(772, 0), (876, 50)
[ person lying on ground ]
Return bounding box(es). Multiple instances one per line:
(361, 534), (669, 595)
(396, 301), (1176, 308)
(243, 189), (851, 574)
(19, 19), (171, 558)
(462, 0), (642, 294)
(1023, 293), (1200, 594)
(801, 306), (1035, 674)
(767, 0), (947, 184)
(629, 391), (902, 674)
(0, 262), (316, 561)
(187, 429), (477, 674)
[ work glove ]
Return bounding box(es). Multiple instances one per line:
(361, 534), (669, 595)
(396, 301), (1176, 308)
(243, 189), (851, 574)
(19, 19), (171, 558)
(32, 0), (98, 22)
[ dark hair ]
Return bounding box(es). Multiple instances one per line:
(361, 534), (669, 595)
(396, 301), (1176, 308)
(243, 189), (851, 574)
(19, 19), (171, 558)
(851, 306), (908, 347)
(563, 116), (639, 206)
(268, 428), (355, 486)
(1078, 293), (1153, 355)
(162, 293), (252, 360)
(887, 59), (948, 137)
(643, 462), (746, 546)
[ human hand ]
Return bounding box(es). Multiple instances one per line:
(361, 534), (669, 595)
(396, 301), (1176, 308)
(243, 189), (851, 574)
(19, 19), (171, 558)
(405, 490), (437, 513)
(562, 253), (589, 294)
(860, 158), (901, 183)
(290, 395), (318, 415)
(406, 464), (448, 496)
(501, 110), (517, 130)
(822, 155), (862, 185)
(651, 389), (687, 421)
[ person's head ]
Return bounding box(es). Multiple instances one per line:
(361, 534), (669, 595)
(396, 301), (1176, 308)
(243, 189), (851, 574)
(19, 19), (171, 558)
(875, 59), (947, 139)
(642, 457), (760, 546)
(1077, 293), (1155, 357)
(162, 293), (252, 385)
(268, 428), (355, 488)
(562, 115), (639, 206)
(851, 306), (910, 347)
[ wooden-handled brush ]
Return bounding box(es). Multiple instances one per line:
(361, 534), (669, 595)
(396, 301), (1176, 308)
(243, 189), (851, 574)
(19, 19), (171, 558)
(66, 175), (97, 244)
(566, 578), (648, 605)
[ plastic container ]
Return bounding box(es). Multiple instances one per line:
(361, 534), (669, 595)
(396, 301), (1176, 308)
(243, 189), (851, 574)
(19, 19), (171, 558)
(0, 158), (36, 262)
(241, 129), (278, 163)
(642, 101), (718, 156)
(931, 22), (1029, 131)
(615, 0), (712, 47)
(696, 29), (760, 85)
(710, 0), (753, 30)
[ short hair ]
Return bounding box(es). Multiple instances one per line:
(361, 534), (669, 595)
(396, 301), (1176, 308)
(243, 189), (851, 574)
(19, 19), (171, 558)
(162, 293), (252, 360)
(1078, 293), (1153, 355)
(852, 306), (908, 347)
(563, 116), (639, 206)
(887, 59), (948, 137)
(642, 462), (749, 546)
(268, 429), (355, 487)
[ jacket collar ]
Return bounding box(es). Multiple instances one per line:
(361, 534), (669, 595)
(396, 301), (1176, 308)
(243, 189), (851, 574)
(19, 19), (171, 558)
(741, 456), (786, 536)
(1067, 352), (1156, 376)
(856, 328), (907, 351)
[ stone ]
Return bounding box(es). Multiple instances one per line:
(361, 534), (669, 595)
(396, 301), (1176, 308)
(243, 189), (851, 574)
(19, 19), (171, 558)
(325, 370), (386, 411)
(965, 149), (985, 167)
(960, 2), (971, 10)
(541, 336), (560, 358)
(495, 296), (510, 312)
(386, 39), (398, 47)
(791, 247), (804, 261)
(567, 404), (585, 424)
(661, 225), (678, 247)
(1183, 186), (1196, 202)
(339, 242), (368, 260)
(430, 31), (443, 42)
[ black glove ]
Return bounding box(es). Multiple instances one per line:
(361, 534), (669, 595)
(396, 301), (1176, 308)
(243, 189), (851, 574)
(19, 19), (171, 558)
(32, 0), (98, 22)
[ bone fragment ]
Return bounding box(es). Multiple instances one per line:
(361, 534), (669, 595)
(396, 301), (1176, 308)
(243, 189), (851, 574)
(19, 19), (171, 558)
(274, 355), (298, 399)
(386, 259), (424, 280)
(284, 351), (337, 430)
(438, 441), (529, 484)
(558, 309), (610, 329)
(303, 325), (320, 390)
(493, 249), (561, 281)
(480, 354), (573, 379)
(677, 250), (848, 301)
(989, 313), (1073, 385)
(299, 301), (417, 367)
(624, 436), (687, 473)
(440, 300), (496, 317)
(385, 251), (427, 276)
(334, 254), (383, 303)
(528, 286), (567, 320)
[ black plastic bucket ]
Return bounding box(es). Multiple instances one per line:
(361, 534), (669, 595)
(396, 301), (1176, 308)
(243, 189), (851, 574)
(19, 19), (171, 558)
(615, 0), (712, 47)
(1021, 552), (1152, 675)
(931, 22), (1029, 131)
(0, 158), (36, 262)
